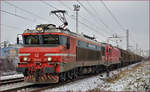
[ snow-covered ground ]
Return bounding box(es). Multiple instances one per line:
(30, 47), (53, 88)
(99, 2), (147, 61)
(0, 74), (24, 80)
(0, 56), (18, 76)
(42, 61), (150, 92)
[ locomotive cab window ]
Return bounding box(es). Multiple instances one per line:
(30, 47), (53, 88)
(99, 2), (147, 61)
(59, 35), (70, 49)
(23, 34), (70, 47)
(24, 35), (39, 45)
(23, 35), (60, 46)
(59, 35), (67, 46)
(42, 35), (59, 44)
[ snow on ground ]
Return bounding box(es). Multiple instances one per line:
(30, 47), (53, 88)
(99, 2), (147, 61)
(43, 61), (150, 92)
(1, 71), (17, 76)
(97, 61), (149, 91)
(0, 74), (24, 80)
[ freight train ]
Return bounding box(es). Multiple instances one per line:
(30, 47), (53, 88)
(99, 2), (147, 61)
(16, 23), (143, 83)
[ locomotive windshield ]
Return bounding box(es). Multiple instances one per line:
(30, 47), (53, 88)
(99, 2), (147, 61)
(42, 35), (59, 44)
(23, 35), (59, 46)
(24, 35), (39, 44)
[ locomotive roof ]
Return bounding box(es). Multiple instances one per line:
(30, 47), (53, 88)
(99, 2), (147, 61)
(23, 24), (105, 47)
(22, 24), (143, 57)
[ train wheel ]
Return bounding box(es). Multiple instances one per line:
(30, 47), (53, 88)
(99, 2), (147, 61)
(59, 72), (66, 82)
(106, 66), (110, 77)
(94, 66), (99, 74)
(73, 69), (78, 79)
(91, 66), (95, 74)
(67, 71), (73, 80)
(78, 67), (83, 76)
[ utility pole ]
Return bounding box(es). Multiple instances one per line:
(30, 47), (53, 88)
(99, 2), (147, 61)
(126, 29), (129, 51)
(73, 4), (80, 33)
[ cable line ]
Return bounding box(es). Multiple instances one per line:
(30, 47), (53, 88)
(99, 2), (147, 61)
(58, 0), (73, 11)
(0, 24), (24, 30)
(40, 0), (58, 10)
(77, 1), (114, 36)
(5, 1), (51, 23)
(0, 9), (34, 22)
(100, 0), (126, 31)
(86, 1), (116, 35)
(70, 15), (107, 38)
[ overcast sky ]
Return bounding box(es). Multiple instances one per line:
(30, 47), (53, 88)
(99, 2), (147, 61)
(1, 0), (149, 53)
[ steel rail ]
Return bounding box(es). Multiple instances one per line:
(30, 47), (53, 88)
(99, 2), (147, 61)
(0, 77), (24, 85)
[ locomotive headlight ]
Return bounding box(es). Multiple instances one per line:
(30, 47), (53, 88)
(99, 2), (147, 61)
(47, 57), (52, 61)
(23, 57), (28, 61)
(36, 27), (43, 32)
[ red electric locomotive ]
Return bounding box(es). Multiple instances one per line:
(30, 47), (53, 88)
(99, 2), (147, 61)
(16, 23), (122, 83)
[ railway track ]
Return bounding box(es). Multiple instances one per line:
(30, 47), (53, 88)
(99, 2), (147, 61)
(0, 61), (143, 92)
(0, 82), (34, 92)
(0, 77), (34, 92)
(0, 77), (24, 85)
(19, 74), (102, 92)
(0, 72), (101, 92)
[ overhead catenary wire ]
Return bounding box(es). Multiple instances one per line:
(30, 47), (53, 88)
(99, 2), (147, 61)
(0, 24), (24, 30)
(5, 1), (51, 23)
(86, 1), (115, 35)
(0, 9), (34, 22)
(100, 0), (126, 31)
(40, 0), (58, 10)
(68, 14), (107, 38)
(70, 16), (106, 38)
(58, 0), (74, 11)
(77, 1), (114, 36)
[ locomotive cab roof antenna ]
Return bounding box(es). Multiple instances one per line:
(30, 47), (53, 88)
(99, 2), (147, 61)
(50, 10), (68, 29)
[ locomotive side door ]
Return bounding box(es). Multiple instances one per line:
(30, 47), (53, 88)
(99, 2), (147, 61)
(66, 37), (76, 62)
(62, 36), (76, 62)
